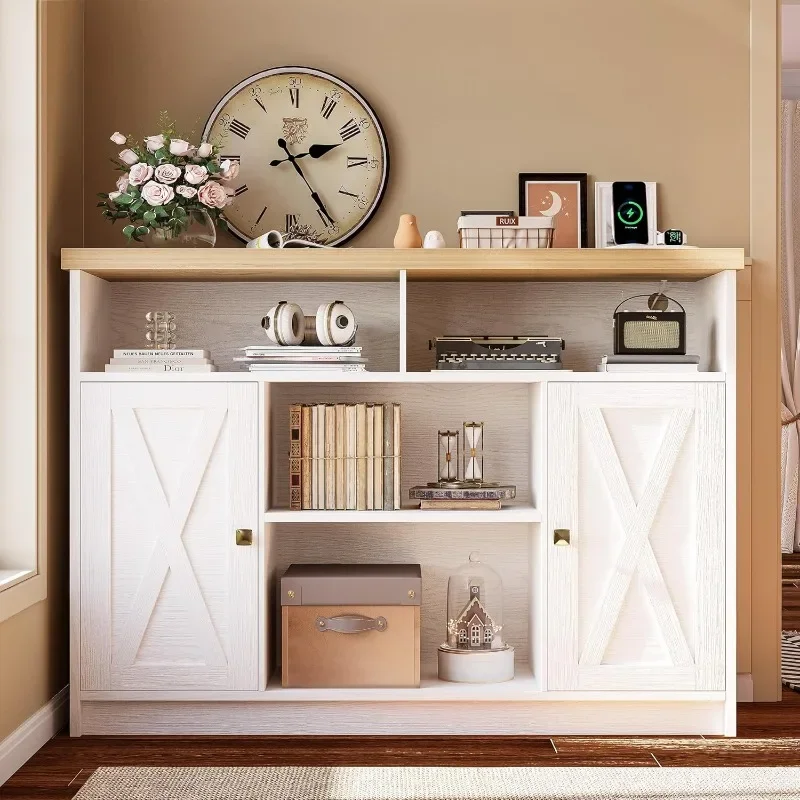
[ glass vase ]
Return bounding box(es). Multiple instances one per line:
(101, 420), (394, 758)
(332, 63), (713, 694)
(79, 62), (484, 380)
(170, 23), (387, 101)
(145, 209), (216, 248)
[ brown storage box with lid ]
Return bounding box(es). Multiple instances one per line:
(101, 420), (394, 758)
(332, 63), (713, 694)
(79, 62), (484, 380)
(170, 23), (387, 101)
(281, 564), (421, 688)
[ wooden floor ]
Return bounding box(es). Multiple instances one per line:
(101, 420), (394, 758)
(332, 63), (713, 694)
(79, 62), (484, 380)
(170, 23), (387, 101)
(3, 700), (800, 799)
(6, 562), (800, 797)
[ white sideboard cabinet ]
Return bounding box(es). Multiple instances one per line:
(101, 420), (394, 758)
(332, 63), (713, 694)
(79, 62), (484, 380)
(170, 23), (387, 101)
(65, 248), (741, 736)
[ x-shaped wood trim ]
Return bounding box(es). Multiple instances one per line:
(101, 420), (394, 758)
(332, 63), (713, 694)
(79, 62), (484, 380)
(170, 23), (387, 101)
(114, 407), (228, 668)
(578, 406), (694, 667)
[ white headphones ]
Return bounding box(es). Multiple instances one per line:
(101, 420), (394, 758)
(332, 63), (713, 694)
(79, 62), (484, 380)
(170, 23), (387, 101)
(261, 301), (357, 347)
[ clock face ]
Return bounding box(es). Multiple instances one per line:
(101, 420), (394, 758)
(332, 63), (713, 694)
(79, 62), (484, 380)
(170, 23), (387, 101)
(203, 67), (389, 246)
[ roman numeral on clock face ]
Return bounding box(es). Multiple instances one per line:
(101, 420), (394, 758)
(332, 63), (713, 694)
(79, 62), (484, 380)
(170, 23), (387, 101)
(339, 187), (359, 199)
(255, 206), (267, 226)
(233, 185), (249, 197)
(220, 155), (241, 163)
(229, 119), (251, 139)
(339, 119), (361, 141)
(347, 156), (368, 168)
(285, 214), (298, 230)
(320, 95), (338, 119)
(254, 96), (267, 114)
(289, 87), (300, 108)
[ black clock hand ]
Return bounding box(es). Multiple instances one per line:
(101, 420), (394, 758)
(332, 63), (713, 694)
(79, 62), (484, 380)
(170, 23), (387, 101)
(269, 142), (341, 166)
(275, 138), (336, 226)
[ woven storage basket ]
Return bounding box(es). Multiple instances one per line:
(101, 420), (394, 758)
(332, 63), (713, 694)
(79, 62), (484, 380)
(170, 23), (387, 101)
(457, 215), (555, 249)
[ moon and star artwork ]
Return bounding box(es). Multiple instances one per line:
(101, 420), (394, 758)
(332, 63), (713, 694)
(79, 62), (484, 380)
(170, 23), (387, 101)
(519, 173), (588, 248)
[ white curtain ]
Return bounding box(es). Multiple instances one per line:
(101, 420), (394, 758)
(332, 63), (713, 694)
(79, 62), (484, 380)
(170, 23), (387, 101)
(782, 101), (800, 553)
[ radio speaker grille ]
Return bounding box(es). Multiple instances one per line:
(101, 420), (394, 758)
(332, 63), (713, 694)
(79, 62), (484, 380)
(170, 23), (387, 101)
(622, 319), (681, 350)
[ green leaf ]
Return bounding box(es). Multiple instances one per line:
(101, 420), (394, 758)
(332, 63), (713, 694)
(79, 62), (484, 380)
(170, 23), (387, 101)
(97, 192), (109, 199)
(207, 161), (220, 174)
(135, 225), (150, 237)
(130, 200), (144, 214)
(116, 193), (134, 206)
(102, 209), (114, 218)
(173, 205), (187, 219)
(143, 210), (157, 224)
(122, 224), (135, 239)
(217, 217), (228, 231)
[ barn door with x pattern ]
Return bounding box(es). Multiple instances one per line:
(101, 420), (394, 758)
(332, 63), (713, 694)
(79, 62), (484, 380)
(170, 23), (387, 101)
(80, 383), (259, 691)
(547, 382), (725, 691)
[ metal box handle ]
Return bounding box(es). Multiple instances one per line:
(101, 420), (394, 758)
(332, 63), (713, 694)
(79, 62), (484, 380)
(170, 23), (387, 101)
(315, 614), (388, 634)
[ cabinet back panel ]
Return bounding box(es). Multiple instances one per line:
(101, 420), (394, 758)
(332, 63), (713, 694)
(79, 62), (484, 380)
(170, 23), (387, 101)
(268, 383), (532, 509)
(270, 522), (532, 671)
(407, 281), (714, 373)
(107, 281), (400, 373)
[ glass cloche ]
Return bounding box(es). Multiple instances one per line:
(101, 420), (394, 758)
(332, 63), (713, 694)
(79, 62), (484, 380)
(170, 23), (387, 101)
(438, 552), (514, 683)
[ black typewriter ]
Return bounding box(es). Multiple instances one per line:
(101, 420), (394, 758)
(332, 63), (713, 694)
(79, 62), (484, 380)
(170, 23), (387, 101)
(430, 336), (565, 370)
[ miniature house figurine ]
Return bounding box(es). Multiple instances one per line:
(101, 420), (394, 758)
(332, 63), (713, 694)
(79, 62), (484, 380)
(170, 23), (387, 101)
(439, 552), (515, 683)
(451, 584), (497, 650)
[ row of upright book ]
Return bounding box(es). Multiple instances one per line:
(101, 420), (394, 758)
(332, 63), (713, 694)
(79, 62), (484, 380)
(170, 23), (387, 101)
(289, 403), (401, 511)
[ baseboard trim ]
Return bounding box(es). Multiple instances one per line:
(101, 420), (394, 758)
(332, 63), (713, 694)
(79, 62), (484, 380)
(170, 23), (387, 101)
(737, 673), (754, 702)
(0, 685), (68, 786)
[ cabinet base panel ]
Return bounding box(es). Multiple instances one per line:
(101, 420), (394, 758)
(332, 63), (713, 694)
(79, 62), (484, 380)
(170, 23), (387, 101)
(77, 701), (731, 737)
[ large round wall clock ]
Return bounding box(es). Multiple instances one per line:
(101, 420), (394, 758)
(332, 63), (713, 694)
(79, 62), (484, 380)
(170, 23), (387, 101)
(203, 66), (389, 246)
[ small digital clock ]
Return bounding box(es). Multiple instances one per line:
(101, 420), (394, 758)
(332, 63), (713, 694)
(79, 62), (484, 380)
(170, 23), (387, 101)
(657, 229), (687, 246)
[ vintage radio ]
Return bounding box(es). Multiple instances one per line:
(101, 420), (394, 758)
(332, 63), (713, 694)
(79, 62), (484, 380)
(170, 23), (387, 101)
(430, 336), (564, 370)
(613, 294), (686, 356)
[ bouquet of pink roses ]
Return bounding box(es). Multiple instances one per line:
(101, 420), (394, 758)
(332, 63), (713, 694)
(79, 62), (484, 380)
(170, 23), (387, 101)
(98, 117), (236, 243)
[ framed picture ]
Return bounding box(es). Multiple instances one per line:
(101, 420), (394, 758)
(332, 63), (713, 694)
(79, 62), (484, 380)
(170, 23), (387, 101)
(519, 173), (588, 248)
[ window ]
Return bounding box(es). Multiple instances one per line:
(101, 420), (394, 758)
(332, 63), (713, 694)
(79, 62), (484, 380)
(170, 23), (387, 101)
(458, 630), (467, 645)
(484, 627), (493, 644)
(471, 625), (481, 646)
(0, 0), (43, 621)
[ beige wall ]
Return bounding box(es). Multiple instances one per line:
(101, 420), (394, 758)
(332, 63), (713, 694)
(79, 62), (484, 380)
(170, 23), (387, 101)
(83, 0), (750, 249)
(0, 0), (82, 740)
(81, 0), (769, 685)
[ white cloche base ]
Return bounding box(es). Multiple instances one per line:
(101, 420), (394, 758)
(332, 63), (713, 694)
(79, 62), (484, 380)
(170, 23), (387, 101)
(437, 645), (515, 683)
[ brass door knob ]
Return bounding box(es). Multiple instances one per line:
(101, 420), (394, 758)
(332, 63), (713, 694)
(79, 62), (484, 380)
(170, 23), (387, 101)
(554, 529), (570, 546)
(236, 528), (253, 546)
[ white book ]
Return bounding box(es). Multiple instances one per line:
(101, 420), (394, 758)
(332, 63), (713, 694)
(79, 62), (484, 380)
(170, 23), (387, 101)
(366, 405), (375, 511)
(114, 349), (209, 358)
(346, 405), (357, 510)
(243, 346), (361, 354)
(315, 404), (326, 510)
(247, 364), (366, 372)
(110, 357), (211, 366)
(104, 364), (217, 373)
(598, 363), (699, 373)
(235, 355), (367, 363)
(310, 406), (319, 510)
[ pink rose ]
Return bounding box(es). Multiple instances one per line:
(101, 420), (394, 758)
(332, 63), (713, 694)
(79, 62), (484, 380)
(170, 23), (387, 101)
(108, 191), (122, 204)
(197, 142), (213, 158)
(184, 164), (208, 185)
(145, 134), (165, 153)
(110, 132), (127, 145)
(219, 159), (240, 182)
(169, 138), (193, 157)
(116, 175), (130, 193)
(155, 163), (182, 184)
(119, 148), (139, 166)
(128, 163), (154, 186)
(141, 180), (175, 207)
(176, 185), (198, 199)
(197, 180), (229, 209)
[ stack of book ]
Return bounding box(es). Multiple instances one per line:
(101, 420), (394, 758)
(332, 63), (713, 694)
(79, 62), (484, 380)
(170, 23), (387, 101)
(289, 403), (401, 511)
(598, 354), (700, 373)
(237, 346), (367, 373)
(104, 349), (217, 373)
(408, 485), (517, 511)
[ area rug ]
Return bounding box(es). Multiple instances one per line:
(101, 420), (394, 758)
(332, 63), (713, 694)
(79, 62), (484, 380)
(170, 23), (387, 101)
(782, 630), (800, 691)
(73, 766), (800, 799)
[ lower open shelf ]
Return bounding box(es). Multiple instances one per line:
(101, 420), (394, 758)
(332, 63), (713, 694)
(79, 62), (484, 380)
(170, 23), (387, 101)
(265, 664), (541, 702)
